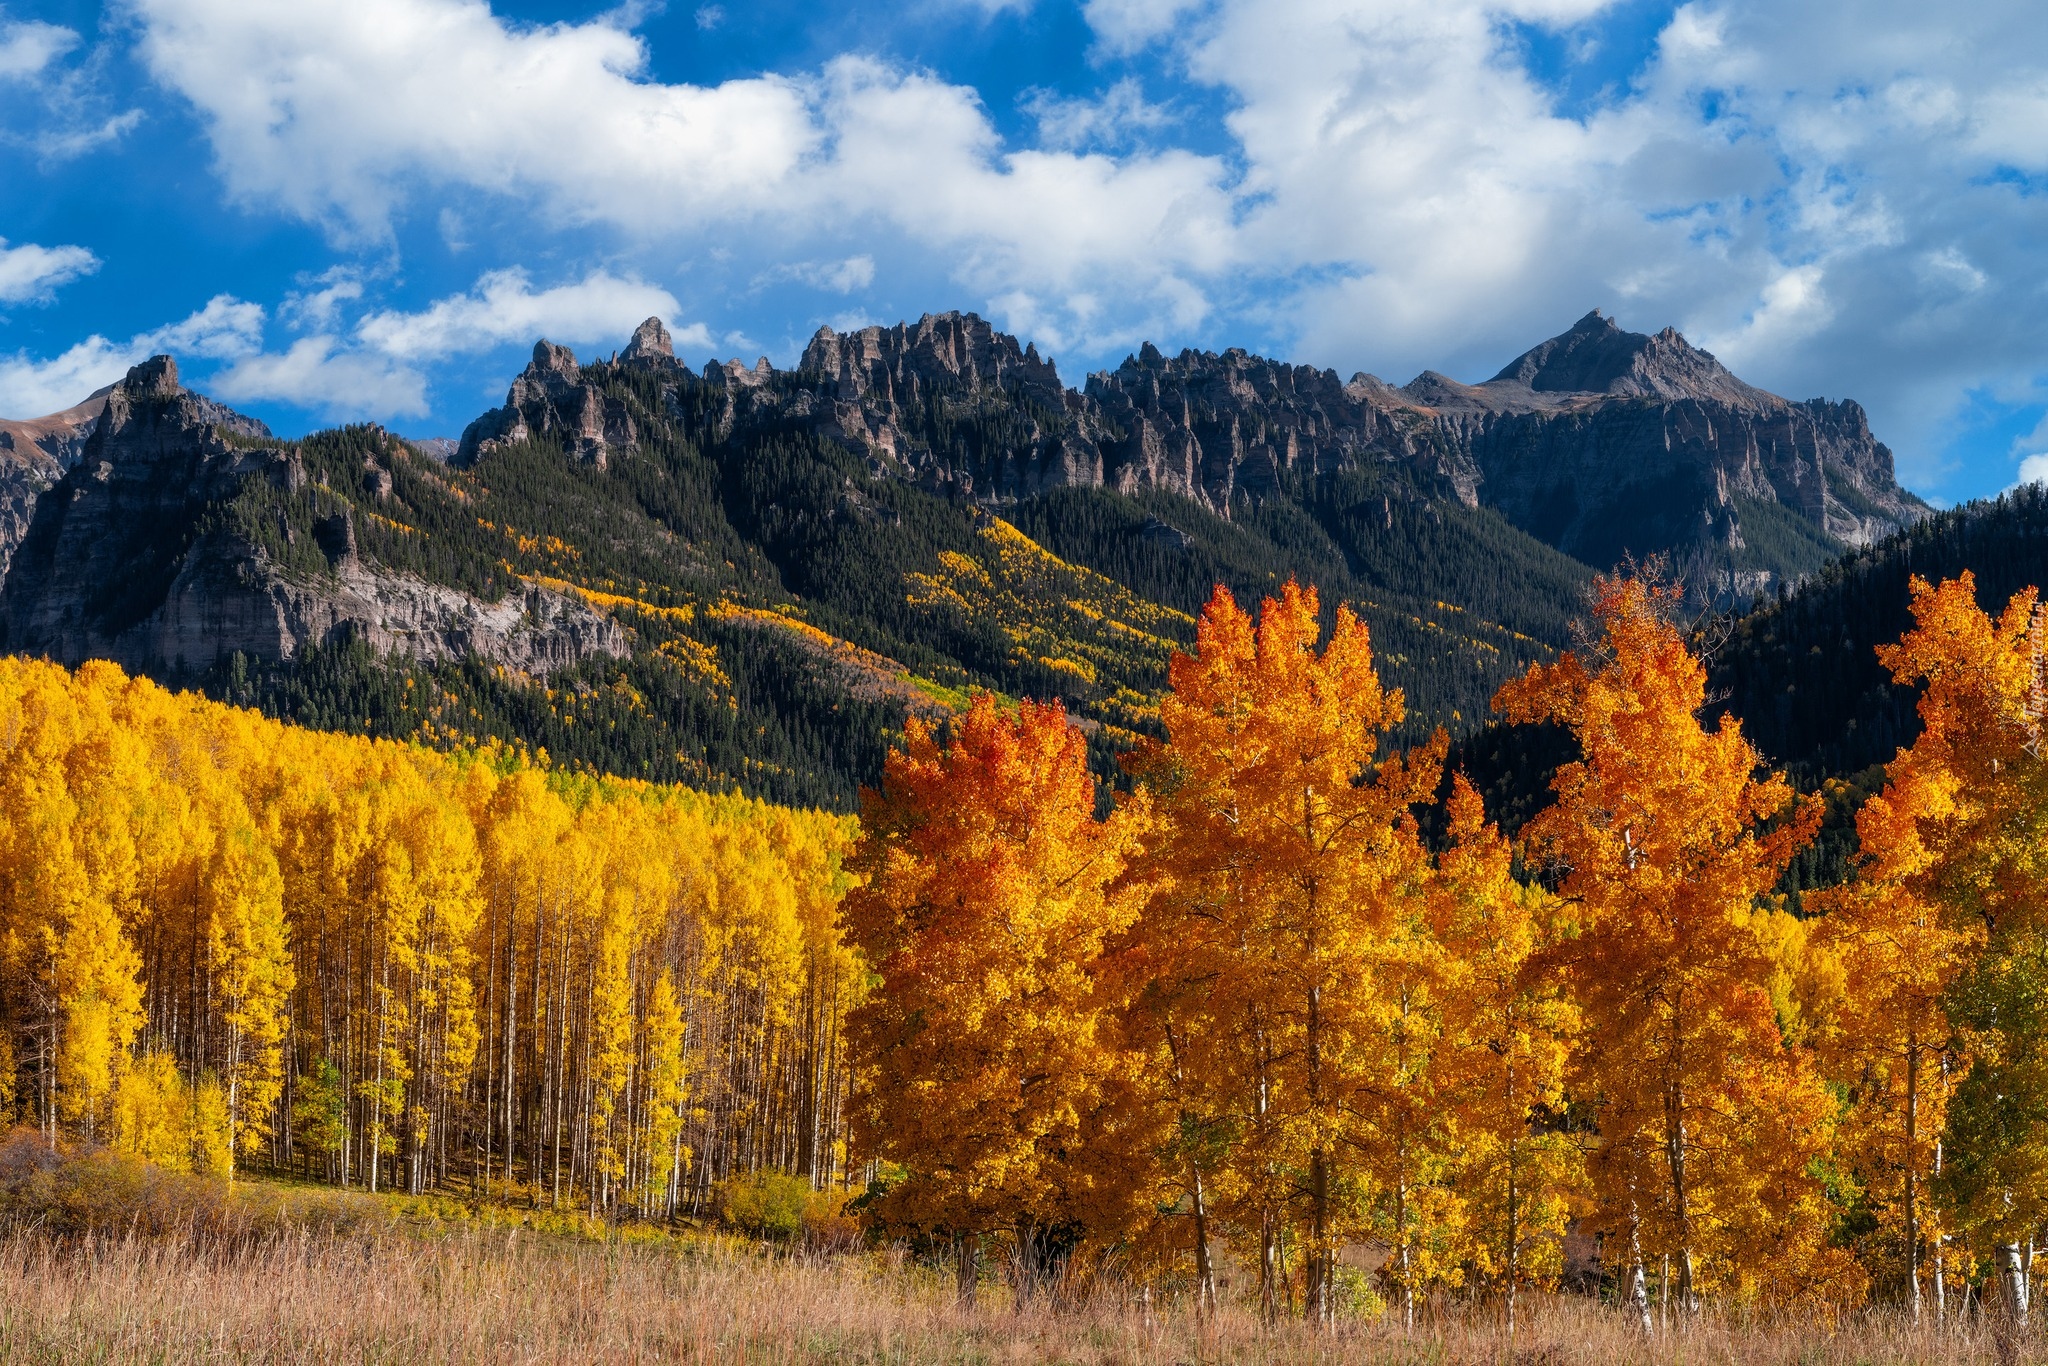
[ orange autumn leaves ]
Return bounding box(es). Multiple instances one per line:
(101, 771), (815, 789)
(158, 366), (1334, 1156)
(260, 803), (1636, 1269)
(844, 574), (1958, 1321)
(1498, 576), (1853, 1311)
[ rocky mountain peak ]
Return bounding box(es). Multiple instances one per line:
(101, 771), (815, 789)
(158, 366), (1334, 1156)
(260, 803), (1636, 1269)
(532, 340), (580, 379)
(1485, 309), (1764, 408)
(621, 317), (674, 363)
(801, 311), (1063, 402)
(126, 354), (181, 397)
(92, 354), (273, 454)
(460, 337), (634, 466)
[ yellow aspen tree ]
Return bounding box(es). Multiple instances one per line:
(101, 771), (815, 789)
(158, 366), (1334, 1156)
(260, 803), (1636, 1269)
(114, 1051), (195, 1171)
(845, 694), (1151, 1305)
(202, 816), (295, 1167)
(1432, 776), (1586, 1335)
(1497, 572), (1859, 1317)
(1128, 582), (1443, 1327)
(641, 967), (689, 1216)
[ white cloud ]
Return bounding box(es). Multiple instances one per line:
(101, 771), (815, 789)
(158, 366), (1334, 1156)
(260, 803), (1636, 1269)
(32, 109), (146, 160)
(0, 295), (263, 417)
(280, 268), (367, 332)
(2017, 452), (2048, 489)
(0, 335), (135, 418)
(0, 238), (99, 304)
(127, 0), (1239, 350)
(0, 16), (145, 161)
(1081, 0), (1209, 54)
(755, 256), (875, 294)
(129, 0), (823, 239)
(1022, 78), (1173, 151)
(0, 18), (77, 77)
(144, 294), (266, 358)
(355, 268), (686, 360)
(211, 337), (428, 418)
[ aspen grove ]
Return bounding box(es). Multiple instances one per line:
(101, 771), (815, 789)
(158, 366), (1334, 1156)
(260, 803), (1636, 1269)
(0, 655), (857, 1212)
(11, 568), (2048, 1329)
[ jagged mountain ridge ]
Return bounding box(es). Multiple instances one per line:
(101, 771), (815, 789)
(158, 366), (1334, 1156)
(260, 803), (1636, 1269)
(454, 308), (1923, 599)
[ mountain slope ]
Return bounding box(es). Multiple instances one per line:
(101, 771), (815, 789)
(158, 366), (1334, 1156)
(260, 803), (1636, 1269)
(0, 308), (1933, 809)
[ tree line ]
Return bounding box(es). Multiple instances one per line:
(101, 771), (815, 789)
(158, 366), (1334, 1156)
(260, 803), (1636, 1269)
(843, 570), (2048, 1333)
(0, 656), (855, 1215)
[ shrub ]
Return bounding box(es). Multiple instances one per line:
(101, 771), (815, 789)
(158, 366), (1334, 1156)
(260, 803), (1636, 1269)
(713, 1171), (859, 1248)
(0, 1128), (387, 1245)
(716, 1170), (812, 1240)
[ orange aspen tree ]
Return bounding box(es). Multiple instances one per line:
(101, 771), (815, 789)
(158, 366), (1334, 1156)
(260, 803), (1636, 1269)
(1432, 776), (1585, 1336)
(844, 694), (1151, 1305)
(1497, 573), (1854, 1319)
(1129, 582), (1443, 1327)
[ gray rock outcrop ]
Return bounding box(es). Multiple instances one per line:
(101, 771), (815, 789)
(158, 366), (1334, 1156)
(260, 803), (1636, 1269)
(457, 339), (638, 467)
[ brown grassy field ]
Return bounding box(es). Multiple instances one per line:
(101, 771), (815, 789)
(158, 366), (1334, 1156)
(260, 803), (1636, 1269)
(0, 1223), (2025, 1366)
(0, 1138), (2020, 1365)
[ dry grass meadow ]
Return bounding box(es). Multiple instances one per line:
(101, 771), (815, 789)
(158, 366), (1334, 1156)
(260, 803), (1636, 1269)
(0, 1219), (2028, 1365)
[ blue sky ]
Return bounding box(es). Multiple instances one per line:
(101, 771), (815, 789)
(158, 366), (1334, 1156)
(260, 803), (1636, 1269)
(2, 0), (2046, 505)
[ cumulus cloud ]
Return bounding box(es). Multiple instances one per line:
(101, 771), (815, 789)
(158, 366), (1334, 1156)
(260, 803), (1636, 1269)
(145, 294), (266, 358)
(0, 295), (264, 417)
(129, 0), (823, 238)
(1081, 0), (1209, 54)
(355, 268), (688, 360)
(211, 336), (428, 418)
(127, 0), (1238, 351)
(0, 239), (99, 304)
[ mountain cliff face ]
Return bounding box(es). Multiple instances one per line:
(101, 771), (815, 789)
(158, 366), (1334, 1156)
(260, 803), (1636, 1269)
(0, 357), (626, 677)
(1404, 312), (1924, 595)
(0, 385), (115, 583)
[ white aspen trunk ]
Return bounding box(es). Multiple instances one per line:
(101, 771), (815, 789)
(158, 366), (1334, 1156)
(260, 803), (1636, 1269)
(1933, 1128), (1947, 1327)
(1627, 1198), (1652, 1335)
(955, 1233), (979, 1310)
(1906, 1035), (1921, 1323)
(1996, 1242), (2029, 1366)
